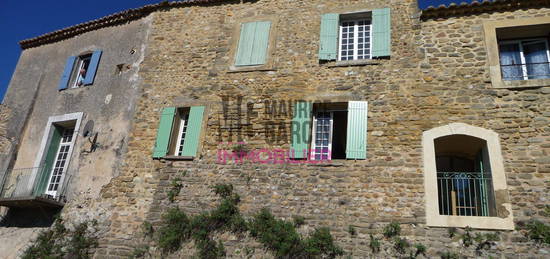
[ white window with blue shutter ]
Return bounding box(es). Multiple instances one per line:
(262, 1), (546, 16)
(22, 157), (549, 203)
(58, 50), (102, 90)
(235, 21), (272, 66)
(318, 8), (391, 61)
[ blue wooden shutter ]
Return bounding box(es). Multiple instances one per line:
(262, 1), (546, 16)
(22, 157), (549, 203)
(83, 50), (102, 85)
(235, 21), (271, 66)
(372, 8), (391, 58)
(319, 13), (339, 61)
(153, 107), (176, 158)
(181, 106), (205, 157)
(58, 56), (76, 90)
(346, 101), (368, 159)
(291, 101), (312, 159)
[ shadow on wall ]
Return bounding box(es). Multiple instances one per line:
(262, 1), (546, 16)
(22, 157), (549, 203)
(0, 207), (61, 227)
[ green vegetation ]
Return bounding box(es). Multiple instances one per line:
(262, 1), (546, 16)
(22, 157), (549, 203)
(22, 218), (98, 259)
(383, 222), (401, 238)
(524, 220), (550, 244)
(369, 234), (381, 254)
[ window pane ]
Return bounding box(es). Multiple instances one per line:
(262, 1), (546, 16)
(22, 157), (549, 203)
(499, 43), (523, 80)
(523, 41), (550, 80)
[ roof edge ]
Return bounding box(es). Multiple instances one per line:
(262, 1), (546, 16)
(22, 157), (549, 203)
(421, 0), (550, 20)
(19, 0), (232, 49)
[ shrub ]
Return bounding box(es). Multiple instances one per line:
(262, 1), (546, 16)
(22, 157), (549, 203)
(157, 207), (190, 253)
(369, 234), (381, 254)
(303, 227), (344, 258)
(393, 237), (409, 254)
(248, 208), (303, 257)
(383, 222), (401, 238)
(525, 220), (550, 244)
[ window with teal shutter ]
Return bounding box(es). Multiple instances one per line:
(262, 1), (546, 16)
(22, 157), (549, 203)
(291, 101), (312, 159)
(181, 106), (205, 157)
(372, 8), (391, 58)
(153, 107), (176, 158)
(346, 101), (368, 160)
(319, 13), (339, 60)
(235, 21), (272, 66)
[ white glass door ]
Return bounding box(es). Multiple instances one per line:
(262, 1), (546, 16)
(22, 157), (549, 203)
(45, 128), (74, 197)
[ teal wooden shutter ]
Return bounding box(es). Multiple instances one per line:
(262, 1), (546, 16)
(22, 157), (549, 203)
(291, 101), (312, 159)
(34, 126), (62, 195)
(318, 13), (339, 61)
(235, 21), (271, 66)
(58, 56), (76, 90)
(153, 107), (176, 158)
(83, 50), (102, 85)
(346, 101), (368, 159)
(372, 8), (391, 58)
(181, 106), (205, 157)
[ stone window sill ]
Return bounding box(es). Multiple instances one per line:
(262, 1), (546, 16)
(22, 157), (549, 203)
(162, 155), (194, 161)
(227, 65), (275, 73)
(492, 77), (550, 89)
(427, 215), (514, 230)
(326, 59), (381, 68)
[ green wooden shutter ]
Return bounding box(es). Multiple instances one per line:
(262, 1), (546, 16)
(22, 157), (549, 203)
(153, 107), (176, 158)
(34, 126), (62, 195)
(346, 101), (368, 160)
(83, 50), (102, 85)
(372, 8), (391, 58)
(235, 21), (271, 66)
(181, 106), (205, 157)
(318, 13), (339, 61)
(291, 101), (312, 159)
(58, 56), (76, 90)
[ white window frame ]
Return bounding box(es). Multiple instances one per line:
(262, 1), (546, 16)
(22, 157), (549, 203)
(174, 111), (190, 156)
(30, 112), (83, 198)
(71, 54), (92, 88)
(45, 128), (75, 197)
(310, 111), (334, 161)
(338, 18), (372, 61)
(499, 37), (550, 80)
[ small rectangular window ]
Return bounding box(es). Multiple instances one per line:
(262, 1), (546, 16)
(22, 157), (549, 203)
(498, 38), (550, 80)
(153, 106), (205, 159)
(339, 19), (372, 61)
(169, 108), (190, 156)
(310, 103), (348, 160)
(70, 54), (92, 88)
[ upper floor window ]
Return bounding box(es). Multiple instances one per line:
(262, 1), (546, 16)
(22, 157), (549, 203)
(319, 8), (391, 62)
(58, 50), (102, 91)
(234, 21), (272, 67)
(339, 19), (372, 61)
(152, 106), (206, 159)
(499, 38), (550, 81)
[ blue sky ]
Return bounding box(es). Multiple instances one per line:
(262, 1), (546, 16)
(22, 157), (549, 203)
(0, 0), (475, 102)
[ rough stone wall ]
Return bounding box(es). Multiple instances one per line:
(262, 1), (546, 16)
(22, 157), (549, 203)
(91, 0), (550, 258)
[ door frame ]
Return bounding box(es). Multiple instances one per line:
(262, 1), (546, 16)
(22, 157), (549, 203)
(30, 112), (83, 197)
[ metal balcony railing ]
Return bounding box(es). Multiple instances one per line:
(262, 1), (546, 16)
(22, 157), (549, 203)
(0, 167), (71, 205)
(437, 172), (494, 217)
(500, 62), (550, 80)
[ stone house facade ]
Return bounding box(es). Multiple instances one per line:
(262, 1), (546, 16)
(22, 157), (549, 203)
(0, 0), (549, 258)
(0, 12), (152, 259)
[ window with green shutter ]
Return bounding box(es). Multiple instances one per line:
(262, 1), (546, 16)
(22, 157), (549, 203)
(235, 21), (272, 66)
(318, 8), (391, 62)
(291, 101), (312, 159)
(153, 106), (206, 159)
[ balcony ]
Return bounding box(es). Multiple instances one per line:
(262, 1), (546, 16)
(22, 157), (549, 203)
(437, 172), (495, 217)
(0, 167), (71, 208)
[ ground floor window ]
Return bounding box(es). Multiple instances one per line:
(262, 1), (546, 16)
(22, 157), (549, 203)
(310, 103), (348, 160)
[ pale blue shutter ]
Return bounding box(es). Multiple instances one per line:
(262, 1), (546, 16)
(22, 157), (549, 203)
(291, 101), (312, 159)
(318, 13), (339, 61)
(346, 101), (368, 159)
(181, 106), (205, 157)
(58, 56), (76, 90)
(153, 107), (176, 158)
(372, 8), (391, 58)
(83, 50), (102, 85)
(235, 21), (271, 66)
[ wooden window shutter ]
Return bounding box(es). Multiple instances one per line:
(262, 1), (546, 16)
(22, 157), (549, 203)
(346, 101), (368, 160)
(235, 21), (271, 66)
(58, 56), (77, 90)
(318, 13), (339, 61)
(153, 107), (176, 158)
(35, 126), (63, 195)
(83, 50), (102, 85)
(372, 8), (391, 58)
(181, 106), (205, 157)
(291, 101), (312, 159)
